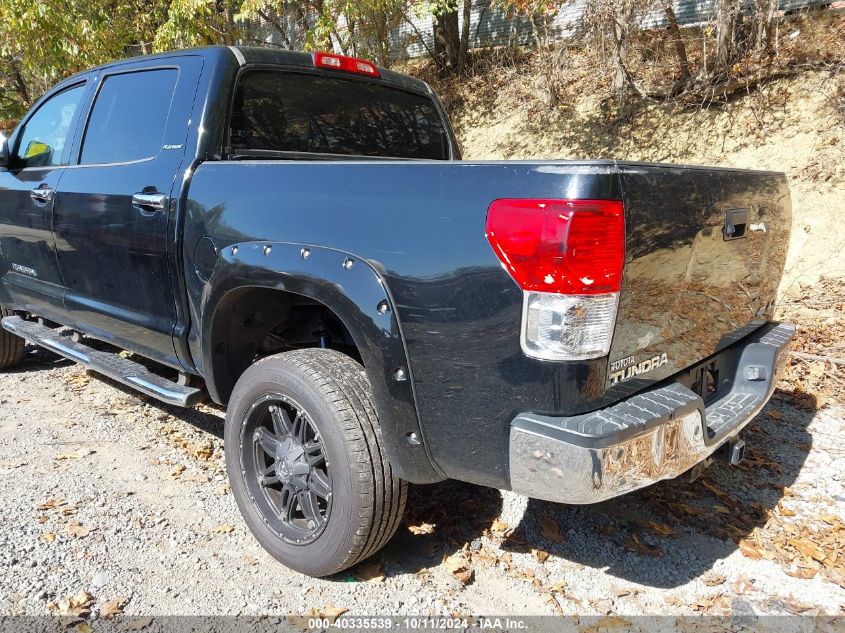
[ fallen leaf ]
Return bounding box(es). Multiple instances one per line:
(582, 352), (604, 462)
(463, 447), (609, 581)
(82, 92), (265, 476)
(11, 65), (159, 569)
(41, 532), (57, 543)
(356, 561), (385, 584)
(549, 581), (567, 593)
(38, 499), (66, 511)
(739, 540), (763, 560)
(732, 574), (754, 594)
(100, 596), (126, 619)
(54, 452), (78, 461)
(768, 409), (783, 420)
(126, 617), (154, 630)
(538, 514), (564, 543)
(453, 568), (473, 584)
(702, 573), (726, 587)
(648, 521), (675, 537)
(777, 500), (797, 517)
(789, 538), (826, 562)
(491, 519), (509, 534)
(782, 596), (813, 614)
(56, 589), (94, 617)
(65, 522), (91, 539)
(407, 522), (435, 535)
(786, 566), (817, 580)
(76, 624), (93, 633)
(532, 548), (550, 564)
(190, 444), (214, 460)
(623, 534), (661, 557)
(321, 606), (348, 623)
(170, 464), (186, 479)
(443, 553), (473, 584)
(212, 524), (235, 534)
(613, 586), (642, 598)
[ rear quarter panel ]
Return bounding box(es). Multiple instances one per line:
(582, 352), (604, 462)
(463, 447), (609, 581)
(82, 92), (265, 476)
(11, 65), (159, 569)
(185, 161), (621, 488)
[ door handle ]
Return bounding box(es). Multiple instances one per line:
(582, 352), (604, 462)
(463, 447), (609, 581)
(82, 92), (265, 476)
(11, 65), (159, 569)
(131, 192), (167, 212)
(30, 186), (54, 204)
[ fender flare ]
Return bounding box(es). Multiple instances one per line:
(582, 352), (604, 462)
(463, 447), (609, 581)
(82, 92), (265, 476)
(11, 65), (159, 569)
(200, 240), (444, 484)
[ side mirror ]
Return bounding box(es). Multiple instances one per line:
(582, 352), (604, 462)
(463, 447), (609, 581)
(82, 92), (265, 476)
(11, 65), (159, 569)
(0, 133), (9, 170)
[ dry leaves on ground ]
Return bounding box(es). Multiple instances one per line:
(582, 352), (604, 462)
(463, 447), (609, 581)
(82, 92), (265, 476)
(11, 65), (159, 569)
(100, 596), (127, 619)
(443, 552), (474, 585)
(538, 514), (564, 543)
(320, 606), (348, 623)
(407, 522), (435, 535)
(355, 561), (385, 584)
(65, 521), (91, 539)
(50, 590), (94, 618)
(738, 512), (844, 582)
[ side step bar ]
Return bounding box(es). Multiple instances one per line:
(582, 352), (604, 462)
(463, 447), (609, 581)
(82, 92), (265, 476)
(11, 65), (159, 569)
(1, 316), (204, 407)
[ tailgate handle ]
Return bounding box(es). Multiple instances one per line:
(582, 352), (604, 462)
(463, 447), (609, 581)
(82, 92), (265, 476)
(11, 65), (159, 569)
(723, 208), (747, 240)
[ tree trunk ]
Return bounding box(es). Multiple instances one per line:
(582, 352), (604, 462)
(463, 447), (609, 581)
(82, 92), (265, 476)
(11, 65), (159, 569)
(661, 0), (690, 83)
(715, 0), (740, 72)
(6, 58), (30, 107)
(755, 0), (778, 55)
(434, 2), (460, 69)
(458, 0), (472, 72)
(612, 17), (629, 114)
(258, 9), (293, 49)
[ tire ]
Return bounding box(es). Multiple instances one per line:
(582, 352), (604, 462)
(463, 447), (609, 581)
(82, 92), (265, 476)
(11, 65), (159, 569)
(0, 306), (24, 370)
(224, 348), (407, 577)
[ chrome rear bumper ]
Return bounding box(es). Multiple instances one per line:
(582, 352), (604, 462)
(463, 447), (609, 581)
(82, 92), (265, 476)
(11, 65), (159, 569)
(509, 322), (795, 504)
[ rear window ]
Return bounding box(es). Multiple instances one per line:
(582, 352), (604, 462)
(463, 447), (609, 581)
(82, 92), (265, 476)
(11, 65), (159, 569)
(229, 70), (449, 160)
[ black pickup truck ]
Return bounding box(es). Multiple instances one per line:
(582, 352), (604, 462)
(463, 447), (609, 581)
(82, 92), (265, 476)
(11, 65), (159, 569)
(0, 46), (794, 576)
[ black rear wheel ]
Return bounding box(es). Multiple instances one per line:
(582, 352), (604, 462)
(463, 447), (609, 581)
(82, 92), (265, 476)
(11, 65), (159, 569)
(0, 306), (24, 370)
(225, 349), (407, 577)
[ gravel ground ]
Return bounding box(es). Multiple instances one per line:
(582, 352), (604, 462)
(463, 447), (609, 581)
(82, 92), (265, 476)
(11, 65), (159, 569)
(1, 347), (844, 619)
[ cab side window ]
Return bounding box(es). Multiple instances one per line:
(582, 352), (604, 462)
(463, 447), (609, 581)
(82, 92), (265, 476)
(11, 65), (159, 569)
(80, 69), (179, 165)
(14, 84), (85, 169)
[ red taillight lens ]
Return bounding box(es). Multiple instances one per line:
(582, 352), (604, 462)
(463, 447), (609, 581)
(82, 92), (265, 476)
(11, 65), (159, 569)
(313, 51), (380, 77)
(485, 199), (625, 295)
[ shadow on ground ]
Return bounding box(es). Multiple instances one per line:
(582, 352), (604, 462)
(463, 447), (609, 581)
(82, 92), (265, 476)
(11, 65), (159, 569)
(384, 389), (814, 588)
(39, 337), (815, 588)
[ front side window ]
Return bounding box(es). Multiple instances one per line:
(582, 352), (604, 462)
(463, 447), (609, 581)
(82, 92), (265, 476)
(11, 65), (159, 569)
(80, 68), (178, 165)
(230, 71), (450, 160)
(15, 84), (85, 169)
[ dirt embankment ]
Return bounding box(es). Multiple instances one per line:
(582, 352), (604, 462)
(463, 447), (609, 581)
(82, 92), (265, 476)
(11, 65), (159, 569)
(406, 40), (845, 408)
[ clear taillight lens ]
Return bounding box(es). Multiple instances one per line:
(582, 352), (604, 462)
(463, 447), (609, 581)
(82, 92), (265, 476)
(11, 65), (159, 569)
(521, 291), (619, 360)
(486, 199), (625, 361)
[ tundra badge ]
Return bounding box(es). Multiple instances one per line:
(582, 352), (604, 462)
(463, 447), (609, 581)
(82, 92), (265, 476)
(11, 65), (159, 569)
(609, 352), (669, 385)
(11, 263), (37, 277)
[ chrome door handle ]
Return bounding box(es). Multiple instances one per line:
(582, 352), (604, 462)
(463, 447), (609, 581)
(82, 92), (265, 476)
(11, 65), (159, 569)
(30, 186), (54, 204)
(131, 192), (167, 211)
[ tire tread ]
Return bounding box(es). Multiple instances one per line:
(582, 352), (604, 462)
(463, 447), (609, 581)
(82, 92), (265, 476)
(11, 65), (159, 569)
(237, 349), (406, 575)
(0, 306), (24, 370)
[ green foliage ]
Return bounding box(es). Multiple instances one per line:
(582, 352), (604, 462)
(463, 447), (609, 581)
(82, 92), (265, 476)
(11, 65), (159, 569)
(0, 0), (169, 121)
(154, 0), (244, 51)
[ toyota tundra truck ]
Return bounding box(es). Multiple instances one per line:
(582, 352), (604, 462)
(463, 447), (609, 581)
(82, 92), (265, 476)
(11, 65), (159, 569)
(0, 46), (794, 576)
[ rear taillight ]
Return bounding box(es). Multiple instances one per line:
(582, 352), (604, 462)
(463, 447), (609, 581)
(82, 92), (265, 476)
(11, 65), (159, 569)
(485, 199), (625, 361)
(313, 51), (380, 77)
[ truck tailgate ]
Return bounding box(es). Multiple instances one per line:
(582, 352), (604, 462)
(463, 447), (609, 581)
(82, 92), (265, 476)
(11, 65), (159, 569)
(609, 163), (791, 395)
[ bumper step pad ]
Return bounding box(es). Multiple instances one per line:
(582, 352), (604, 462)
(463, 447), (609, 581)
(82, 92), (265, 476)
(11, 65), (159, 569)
(1, 316), (204, 408)
(509, 322), (795, 504)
